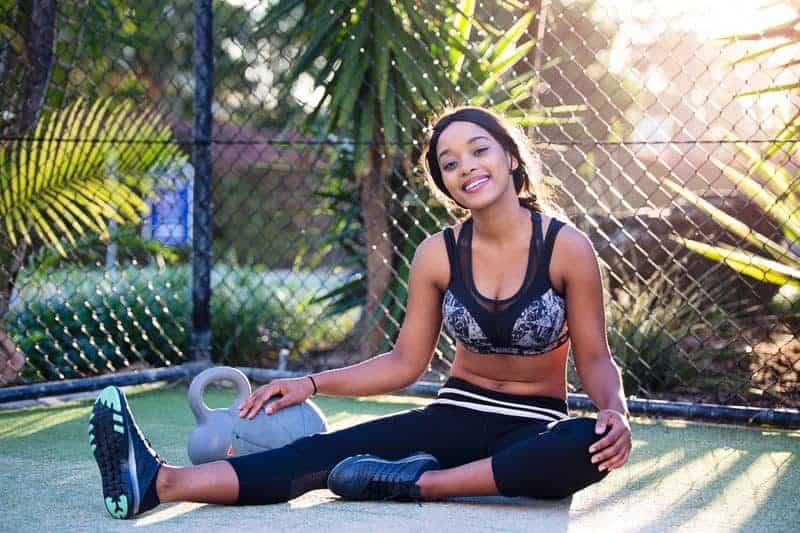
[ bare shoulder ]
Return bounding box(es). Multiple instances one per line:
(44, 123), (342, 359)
(411, 231), (450, 292)
(549, 219), (595, 258)
(545, 217), (598, 292)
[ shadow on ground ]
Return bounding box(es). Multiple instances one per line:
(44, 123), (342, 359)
(0, 384), (797, 532)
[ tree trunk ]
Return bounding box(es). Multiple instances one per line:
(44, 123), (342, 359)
(18, 0), (57, 133)
(356, 143), (394, 360)
(0, 0), (58, 384)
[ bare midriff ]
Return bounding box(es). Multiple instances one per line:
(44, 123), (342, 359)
(449, 341), (569, 399)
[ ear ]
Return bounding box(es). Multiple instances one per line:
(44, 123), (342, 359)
(509, 155), (519, 171)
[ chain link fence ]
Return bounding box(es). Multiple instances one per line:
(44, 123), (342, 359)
(1, 0), (799, 416)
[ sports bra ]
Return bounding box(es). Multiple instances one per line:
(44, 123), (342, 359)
(441, 208), (569, 356)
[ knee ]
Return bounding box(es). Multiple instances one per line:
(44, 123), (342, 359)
(513, 417), (609, 499)
(548, 417), (607, 453)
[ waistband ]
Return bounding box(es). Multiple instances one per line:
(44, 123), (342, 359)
(431, 377), (569, 422)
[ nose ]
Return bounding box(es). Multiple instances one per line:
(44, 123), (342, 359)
(461, 159), (477, 176)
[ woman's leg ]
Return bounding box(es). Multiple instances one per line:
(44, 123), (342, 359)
(227, 403), (489, 505)
(415, 417), (609, 500)
(91, 385), (490, 515)
(156, 462), (239, 504)
(416, 458), (497, 498)
(495, 416), (609, 499)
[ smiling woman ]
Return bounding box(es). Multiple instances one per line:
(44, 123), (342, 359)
(87, 104), (631, 519)
(423, 106), (560, 218)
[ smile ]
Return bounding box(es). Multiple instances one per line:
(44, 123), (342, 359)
(463, 176), (489, 193)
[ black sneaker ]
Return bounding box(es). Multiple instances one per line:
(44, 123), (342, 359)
(327, 452), (440, 501)
(89, 386), (164, 519)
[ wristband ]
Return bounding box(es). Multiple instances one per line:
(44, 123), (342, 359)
(308, 375), (318, 396)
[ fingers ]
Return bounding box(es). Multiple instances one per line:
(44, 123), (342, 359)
(239, 382), (280, 419)
(590, 426), (623, 461)
(264, 394), (295, 415)
(594, 411), (612, 435)
(236, 377), (313, 419)
(599, 445), (631, 472)
(589, 420), (618, 455)
(589, 416), (632, 472)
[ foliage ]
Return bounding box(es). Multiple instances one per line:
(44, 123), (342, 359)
(664, 139), (800, 308)
(0, 0), (282, 126)
(723, 6), (800, 160)
(308, 142), (366, 317)
(684, 4), (800, 309)
(604, 264), (732, 396)
(7, 265), (359, 380)
(0, 97), (185, 256)
(295, 0), (581, 324)
(26, 226), (186, 272)
(258, 0), (581, 162)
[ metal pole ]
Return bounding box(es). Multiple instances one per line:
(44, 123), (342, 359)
(192, 0), (213, 362)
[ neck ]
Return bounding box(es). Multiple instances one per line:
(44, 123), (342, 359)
(469, 194), (532, 246)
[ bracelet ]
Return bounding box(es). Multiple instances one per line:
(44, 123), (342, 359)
(308, 375), (318, 396)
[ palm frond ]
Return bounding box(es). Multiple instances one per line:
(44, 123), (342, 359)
(0, 98), (186, 254)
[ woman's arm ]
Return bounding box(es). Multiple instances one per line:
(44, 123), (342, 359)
(239, 234), (447, 417)
(557, 227), (631, 471)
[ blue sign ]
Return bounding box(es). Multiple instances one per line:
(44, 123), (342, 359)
(143, 163), (193, 246)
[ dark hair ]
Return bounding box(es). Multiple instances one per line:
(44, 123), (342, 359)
(422, 106), (558, 214)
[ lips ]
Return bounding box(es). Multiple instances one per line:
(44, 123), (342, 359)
(462, 175), (490, 193)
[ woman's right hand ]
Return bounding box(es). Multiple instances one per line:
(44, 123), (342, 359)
(237, 376), (316, 419)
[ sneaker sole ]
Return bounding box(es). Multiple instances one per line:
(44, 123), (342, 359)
(327, 452), (438, 500)
(89, 386), (139, 519)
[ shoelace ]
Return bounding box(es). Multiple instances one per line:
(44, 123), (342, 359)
(364, 462), (419, 501)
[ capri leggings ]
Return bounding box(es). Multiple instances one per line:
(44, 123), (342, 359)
(226, 377), (609, 505)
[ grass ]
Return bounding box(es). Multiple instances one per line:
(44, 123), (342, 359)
(0, 385), (798, 532)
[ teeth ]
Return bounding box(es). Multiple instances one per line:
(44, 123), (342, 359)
(464, 178), (488, 192)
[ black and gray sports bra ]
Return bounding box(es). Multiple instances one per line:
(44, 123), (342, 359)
(441, 208), (569, 356)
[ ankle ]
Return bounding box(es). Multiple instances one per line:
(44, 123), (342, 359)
(155, 465), (175, 503)
(416, 470), (440, 500)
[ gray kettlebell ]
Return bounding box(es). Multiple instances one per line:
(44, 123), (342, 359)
(187, 366), (251, 465)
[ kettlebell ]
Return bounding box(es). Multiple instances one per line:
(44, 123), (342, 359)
(187, 366), (251, 465)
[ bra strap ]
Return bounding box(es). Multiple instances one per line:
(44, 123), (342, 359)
(541, 217), (565, 273)
(443, 227), (459, 285)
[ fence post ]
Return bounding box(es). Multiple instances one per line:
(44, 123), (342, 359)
(192, 0), (213, 362)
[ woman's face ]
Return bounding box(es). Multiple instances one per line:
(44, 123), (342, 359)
(436, 121), (517, 209)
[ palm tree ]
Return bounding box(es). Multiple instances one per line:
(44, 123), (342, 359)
(0, 97), (186, 384)
(258, 0), (580, 357)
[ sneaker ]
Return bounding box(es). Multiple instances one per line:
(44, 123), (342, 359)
(327, 452), (440, 501)
(89, 386), (164, 519)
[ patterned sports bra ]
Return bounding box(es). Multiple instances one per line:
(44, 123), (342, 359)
(441, 208), (569, 356)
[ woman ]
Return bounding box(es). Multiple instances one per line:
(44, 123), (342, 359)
(89, 106), (631, 519)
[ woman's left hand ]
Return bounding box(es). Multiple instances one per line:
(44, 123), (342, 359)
(588, 409), (632, 472)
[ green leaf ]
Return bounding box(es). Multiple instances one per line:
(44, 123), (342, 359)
(663, 178), (799, 265)
(0, 97), (185, 256)
(737, 81), (800, 98)
(0, 23), (26, 63)
(492, 10), (534, 60)
(710, 156), (800, 242)
(674, 237), (800, 286)
(448, 0), (476, 82)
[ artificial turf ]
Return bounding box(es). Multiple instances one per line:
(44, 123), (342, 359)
(0, 383), (797, 532)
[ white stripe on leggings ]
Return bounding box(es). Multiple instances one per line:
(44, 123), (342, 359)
(431, 398), (562, 422)
(437, 387), (568, 419)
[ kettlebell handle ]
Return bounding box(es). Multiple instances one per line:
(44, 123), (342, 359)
(188, 366), (252, 423)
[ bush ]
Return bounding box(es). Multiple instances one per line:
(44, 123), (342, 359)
(604, 265), (735, 397)
(6, 265), (359, 380)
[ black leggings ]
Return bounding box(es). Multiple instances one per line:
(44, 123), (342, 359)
(226, 377), (608, 505)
